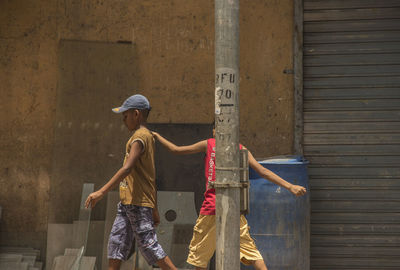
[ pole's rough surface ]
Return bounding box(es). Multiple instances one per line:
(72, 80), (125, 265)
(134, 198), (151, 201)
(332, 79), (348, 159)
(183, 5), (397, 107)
(215, 0), (240, 269)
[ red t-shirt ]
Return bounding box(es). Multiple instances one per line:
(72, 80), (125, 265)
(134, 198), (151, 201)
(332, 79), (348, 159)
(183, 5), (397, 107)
(199, 138), (242, 215)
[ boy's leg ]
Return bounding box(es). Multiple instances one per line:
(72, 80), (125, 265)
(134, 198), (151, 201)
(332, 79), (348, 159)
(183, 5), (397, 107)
(107, 203), (135, 270)
(187, 215), (216, 269)
(126, 205), (177, 270)
(156, 255), (177, 270)
(108, 258), (122, 270)
(239, 215), (266, 269)
(251, 259), (268, 270)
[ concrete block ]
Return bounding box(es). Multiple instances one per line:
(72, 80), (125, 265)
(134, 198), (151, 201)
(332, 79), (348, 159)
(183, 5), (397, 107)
(72, 220), (89, 249)
(51, 255), (96, 270)
(0, 249), (42, 269)
(0, 261), (29, 270)
(156, 191), (197, 269)
(0, 247), (40, 258)
(157, 192), (198, 225)
(0, 253), (23, 262)
(101, 192), (118, 270)
(22, 255), (37, 266)
(46, 224), (73, 270)
(51, 255), (75, 270)
(78, 184), (94, 219)
(63, 249), (80, 256)
(77, 256), (96, 270)
(71, 183), (94, 250)
(85, 220), (105, 270)
(66, 219), (104, 270)
(47, 220), (104, 270)
(34, 261), (43, 270)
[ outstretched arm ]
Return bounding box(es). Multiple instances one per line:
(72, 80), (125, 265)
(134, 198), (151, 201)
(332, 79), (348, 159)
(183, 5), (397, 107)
(152, 132), (207, 155)
(247, 150), (307, 197)
(85, 141), (143, 208)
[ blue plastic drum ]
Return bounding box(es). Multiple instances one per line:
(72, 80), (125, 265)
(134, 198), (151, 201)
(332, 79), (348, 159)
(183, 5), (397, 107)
(241, 156), (310, 270)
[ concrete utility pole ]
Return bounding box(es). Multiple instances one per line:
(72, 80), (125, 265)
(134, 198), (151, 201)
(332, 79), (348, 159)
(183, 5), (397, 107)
(214, 0), (240, 269)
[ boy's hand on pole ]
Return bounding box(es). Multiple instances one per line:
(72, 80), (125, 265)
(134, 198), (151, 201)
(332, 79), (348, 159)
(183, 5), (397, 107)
(85, 190), (104, 209)
(289, 185), (307, 197)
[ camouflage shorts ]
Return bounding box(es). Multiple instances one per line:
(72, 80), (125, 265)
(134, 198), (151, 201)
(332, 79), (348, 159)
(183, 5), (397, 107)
(108, 203), (167, 265)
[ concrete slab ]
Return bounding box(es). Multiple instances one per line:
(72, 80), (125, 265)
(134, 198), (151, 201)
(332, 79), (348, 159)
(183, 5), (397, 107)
(157, 192), (198, 225)
(47, 220), (104, 270)
(63, 249), (80, 256)
(0, 247), (40, 258)
(70, 246), (84, 270)
(0, 249), (41, 269)
(72, 221), (88, 249)
(50, 255), (75, 270)
(34, 261), (43, 270)
(78, 184), (94, 221)
(51, 255), (96, 270)
(156, 191), (197, 269)
(78, 257), (96, 270)
(46, 223), (73, 270)
(0, 253), (23, 262)
(85, 220), (105, 270)
(0, 261), (29, 270)
(22, 255), (37, 266)
(101, 192), (118, 270)
(68, 220), (105, 269)
(71, 184), (94, 250)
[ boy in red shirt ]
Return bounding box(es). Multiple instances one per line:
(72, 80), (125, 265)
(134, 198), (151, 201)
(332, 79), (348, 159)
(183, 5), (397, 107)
(152, 129), (306, 270)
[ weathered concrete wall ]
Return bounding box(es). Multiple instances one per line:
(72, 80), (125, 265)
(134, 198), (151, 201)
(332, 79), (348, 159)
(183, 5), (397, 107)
(0, 0), (58, 258)
(0, 0), (294, 262)
(240, 0), (294, 157)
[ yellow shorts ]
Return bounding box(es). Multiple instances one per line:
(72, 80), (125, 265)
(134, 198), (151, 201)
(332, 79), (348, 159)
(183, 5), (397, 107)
(187, 214), (263, 268)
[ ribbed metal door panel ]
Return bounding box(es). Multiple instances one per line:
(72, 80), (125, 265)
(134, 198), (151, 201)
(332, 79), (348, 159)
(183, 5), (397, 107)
(303, 1), (400, 269)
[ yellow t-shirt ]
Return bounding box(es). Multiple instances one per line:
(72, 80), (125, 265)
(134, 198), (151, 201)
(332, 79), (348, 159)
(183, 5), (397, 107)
(119, 127), (156, 208)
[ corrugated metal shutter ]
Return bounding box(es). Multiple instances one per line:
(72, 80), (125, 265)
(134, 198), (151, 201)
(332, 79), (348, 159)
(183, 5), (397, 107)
(303, 1), (400, 269)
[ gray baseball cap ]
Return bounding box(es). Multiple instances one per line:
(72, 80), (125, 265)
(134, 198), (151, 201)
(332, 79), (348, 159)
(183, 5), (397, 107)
(112, 94), (151, 113)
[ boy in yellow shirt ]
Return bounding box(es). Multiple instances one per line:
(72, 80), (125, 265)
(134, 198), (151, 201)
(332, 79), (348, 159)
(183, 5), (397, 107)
(85, 94), (177, 270)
